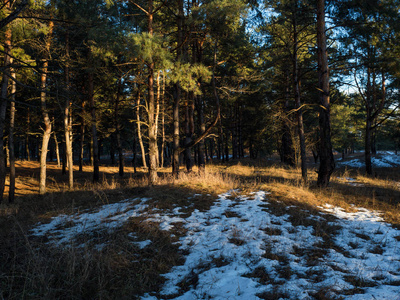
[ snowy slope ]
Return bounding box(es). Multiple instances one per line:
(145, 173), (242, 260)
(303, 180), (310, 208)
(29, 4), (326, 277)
(31, 191), (400, 299)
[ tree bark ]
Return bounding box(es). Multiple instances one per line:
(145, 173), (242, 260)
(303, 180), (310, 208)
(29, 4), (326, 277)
(196, 93), (206, 173)
(53, 131), (60, 167)
(39, 18), (54, 195)
(79, 98), (85, 172)
(317, 0), (335, 187)
(184, 94), (194, 172)
(281, 69), (295, 166)
(115, 74), (124, 177)
(8, 64), (16, 203)
(89, 72), (99, 182)
(136, 90), (147, 168)
(292, 9), (307, 183)
(172, 0), (184, 176)
(172, 83), (181, 175)
(161, 71), (166, 168)
(64, 32), (73, 189)
(25, 109), (30, 160)
(147, 0), (158, 185)
(0, 3), (11, 202)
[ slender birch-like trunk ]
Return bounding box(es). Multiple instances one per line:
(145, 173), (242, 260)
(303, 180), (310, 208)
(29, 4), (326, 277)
(136, 91), (147, 168)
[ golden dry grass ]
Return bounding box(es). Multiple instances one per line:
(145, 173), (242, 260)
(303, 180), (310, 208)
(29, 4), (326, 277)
(3, 160), (400, 224)
(2, 158), (400, 299)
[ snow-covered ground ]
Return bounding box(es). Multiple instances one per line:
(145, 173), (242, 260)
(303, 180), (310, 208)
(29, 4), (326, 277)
(338, 151), (400, 168)
(31, 191), (400, 299)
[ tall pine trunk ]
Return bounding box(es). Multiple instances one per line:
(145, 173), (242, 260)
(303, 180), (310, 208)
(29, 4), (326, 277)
(79, 98), (85, 172)
(197, 94), (206, 173)
(172, 0), (184, 176)
(172, 84), (180, 175)
(317, 0), (335, 187)
(292, 10), (307, 183)
(281, 70), (295, 166)
(147, 0), (158, 185)
(39, 18), (54, 195)
(115, 74), (124, 177)
(0, 5), (11, 202)
(161, 71), (166, 168)
(89, 72), (99, 182)
(64, 32), (73, 189)
(8, 64), (16, 203)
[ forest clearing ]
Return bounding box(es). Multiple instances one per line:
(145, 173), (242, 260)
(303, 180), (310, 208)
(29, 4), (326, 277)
(2, 0), (400, 298)
(2, 152), (400, 299)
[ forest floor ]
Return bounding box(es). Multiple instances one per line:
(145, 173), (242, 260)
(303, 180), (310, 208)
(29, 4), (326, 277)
(1, 152), (400, 299)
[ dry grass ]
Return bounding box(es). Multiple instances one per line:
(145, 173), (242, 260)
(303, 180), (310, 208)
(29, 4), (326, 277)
(2, 158), (400, 298)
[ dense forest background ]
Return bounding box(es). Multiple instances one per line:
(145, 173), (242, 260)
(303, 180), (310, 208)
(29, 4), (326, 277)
(1, 0), (400, 201)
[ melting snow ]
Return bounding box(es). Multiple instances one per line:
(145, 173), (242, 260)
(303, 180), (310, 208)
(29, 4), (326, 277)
(339, 151), (400, 168)
(31, 198), (149, 246)
(30, 191), (400, 299)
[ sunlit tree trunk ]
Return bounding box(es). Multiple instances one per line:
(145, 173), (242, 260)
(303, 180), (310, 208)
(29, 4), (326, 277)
(0, 3), (11, 202)
(147, 0), (158, 185)
(155, 70), (161, 168)
(172, 0), (184, 176)
(53, 131), (60, 168)
(64, 32), (73, 189)
(39, 18), (54, 195)
(136, 90), (147, 168)
(161, 71), (166, 168)
(317, 0), (335, 187)
(197, 93), (206, 173)
(8, 64), (16, 203)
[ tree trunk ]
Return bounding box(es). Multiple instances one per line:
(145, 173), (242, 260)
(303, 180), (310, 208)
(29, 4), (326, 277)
(136, 91), (147, 168)
(172, 84), (181, 175)
(155, 70), (161, 168)
(8, 65), (16, 203)
(292, 10), (307, 183)
(25, 110), (30, 160)
(115, 74), (124, 177)
(64, 32), (73, 189)
(89, 72), (99, 182)
(161, 71), (166, 168)
(79, 98), (85, 172)
(281, 70), (295, 166)
(132, 135), (137, 173)
(172, 0), (184, 176)
(53, 131), (60, 167)
(317, 0), (335, 187)
(184, 95), (194, 172)
(0, 2), (12, 202)
(365, 118), (372, 175)
(197, 94), (206, 173)
(39, 18), (54, 195)
(147, 0), (158, 185)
